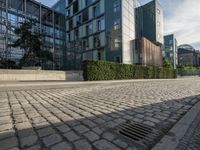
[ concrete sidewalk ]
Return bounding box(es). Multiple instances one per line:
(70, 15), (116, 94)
(0, 77), (197, 88)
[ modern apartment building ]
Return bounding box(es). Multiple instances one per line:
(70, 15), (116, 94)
(65, 0), (142, 70)
(65, 0), (163, 70)
(52, 0), (66, 14)
(135, 0), (163, 45)
(134, 0), (164, 66)
(163, 34), (178, 69)
(0, 0), (66, 70)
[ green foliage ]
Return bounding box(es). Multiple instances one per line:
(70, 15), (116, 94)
(0, 59), (17, 69)
(177, 66), (200, 76)
(9, 19), (53, 68)
(178, 66), (199, 72)
(163, 59), (173, 68)
(83, 60), (177, 81)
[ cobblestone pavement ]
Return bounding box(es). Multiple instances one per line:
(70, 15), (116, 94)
(0, 79), (200, 150)
(176, 110), (200, 150)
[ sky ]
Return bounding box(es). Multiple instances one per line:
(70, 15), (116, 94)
(36, 0), (200, 50)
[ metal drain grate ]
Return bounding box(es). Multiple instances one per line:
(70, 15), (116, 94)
(115, 121), (164, 149)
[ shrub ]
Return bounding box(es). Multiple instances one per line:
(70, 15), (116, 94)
(83, 60), (176, 81)
(177, 66), (200, 76)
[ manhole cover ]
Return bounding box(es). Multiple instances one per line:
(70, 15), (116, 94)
(114, 121), (164, 149)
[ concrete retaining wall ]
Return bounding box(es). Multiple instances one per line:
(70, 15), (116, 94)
(0, 69), (83, 81)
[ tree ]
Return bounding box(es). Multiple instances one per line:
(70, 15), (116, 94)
(163, 58), (173, 68)
(10, 19), (53, 68)
(0, 58), (16, 69)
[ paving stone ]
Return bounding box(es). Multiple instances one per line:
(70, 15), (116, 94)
(73, 125), (89, 134)
(0, 123), (13, 132)
(56, 124), (71, 133)
(8, 148), (20, 150)
(0, 136), (18, 150)
(37, 127), (55, 137)
(93, 139), (121, 150)
(26, 145), (41, 150)
(42, 134), (62, 147)
(104, 121), (118, 128)
(143, 121), (156, 127)
(64, 131), (80, 142)
(0, 129), (15, 140)
(145, 117), (161, 123)
(20, 135), (38, 147)
(154, 115), (168, 120)
(92, 127), (105, 135)
(84, 131), (100, 142)
(94, 118), (106, 124)
(114, 139), (128, 149)
(82, 119), (97, 128)
(74, 139), (92, 150)
(102, 132), (116, 141)
(51, 142), (72, 150)
(0, 116), (12, 125)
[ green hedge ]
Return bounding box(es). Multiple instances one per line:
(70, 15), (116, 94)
(83, 60), (177, 81)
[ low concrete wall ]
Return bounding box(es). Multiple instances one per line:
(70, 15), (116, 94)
(0, 69), (83, 81)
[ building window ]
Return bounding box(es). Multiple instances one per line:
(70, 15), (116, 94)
(97, 50), (104, 60)
(82, 9), (89, 22)
(69, 19), (73, 30)
(73, 1), (79, 14)
(157, 21), (160, 26)
(74, 29), (79, 40)
(86, 22), (93, 36)
(67, 0), (73, 6)
(82, 39), (89, 50)
(114, 38), (121, 48)
(115, 56), (121, 63)
(113, 0), (120, 12)
(114, 19), (120, 30)
(93, 3), (100, 17)
(85, 0), (92, 6)
(157, 8), (160, 14)
(66, 9), (70, 17)
(66, 33), (70, 42)
(76, 15), (82, 25)
(97, 17), (105, 31)
(94, 35), (101, 48)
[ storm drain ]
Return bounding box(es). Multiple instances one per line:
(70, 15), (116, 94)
(114, 121), (164, 149)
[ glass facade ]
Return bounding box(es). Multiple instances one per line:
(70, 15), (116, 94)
(135, 0), (163, 45)
(121, 0), (139, 64)
(66, 0), (106, 70)
(64, 0), (163, 70)
(0, 0), (66, 70)
(163, 34), (178, 69)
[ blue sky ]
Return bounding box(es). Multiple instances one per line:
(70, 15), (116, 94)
(36, 0), (200, 50)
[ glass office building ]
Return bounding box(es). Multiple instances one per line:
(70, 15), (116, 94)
(0, 0), (66, 70)
(163, 34), (178, 69)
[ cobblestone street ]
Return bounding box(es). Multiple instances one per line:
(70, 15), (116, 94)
(0, 79), (200, 150)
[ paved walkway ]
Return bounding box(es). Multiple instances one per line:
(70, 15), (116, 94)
(176, 110), (200, 150)
(0, 79), (200, 150)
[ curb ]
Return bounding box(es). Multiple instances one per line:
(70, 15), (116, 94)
(152, 99), (200, 150)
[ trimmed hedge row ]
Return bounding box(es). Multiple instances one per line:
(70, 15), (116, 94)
(83, 60), (177, 81)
